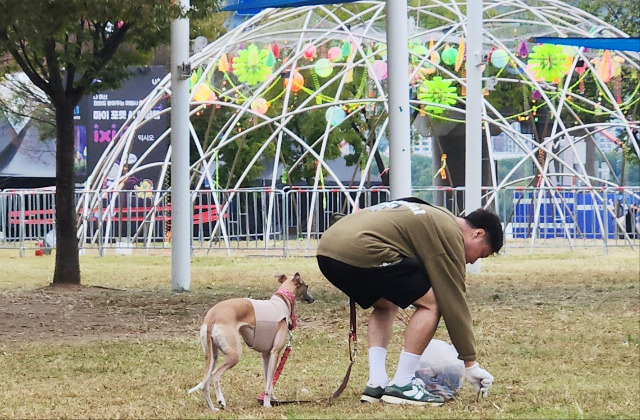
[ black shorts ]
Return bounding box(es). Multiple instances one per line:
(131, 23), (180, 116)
(316, 255), (431, 309)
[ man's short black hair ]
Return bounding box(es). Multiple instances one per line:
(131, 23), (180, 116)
(464, 208), (504, 254)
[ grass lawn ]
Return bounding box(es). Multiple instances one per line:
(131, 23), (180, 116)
(0, 248), (638, 419)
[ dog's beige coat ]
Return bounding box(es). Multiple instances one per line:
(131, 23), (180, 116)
(248, 296), (290, 352)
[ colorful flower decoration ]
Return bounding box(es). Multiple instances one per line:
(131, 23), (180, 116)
(417, 76), (458, 114)
(527, 44), (569, 83)
(232, 44), (274, 86)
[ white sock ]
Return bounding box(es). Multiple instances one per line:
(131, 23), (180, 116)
(391, 350), (421, 387)
(367, 346), (389, 387)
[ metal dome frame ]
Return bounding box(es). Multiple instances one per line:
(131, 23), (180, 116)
(79, 0), (640, 249)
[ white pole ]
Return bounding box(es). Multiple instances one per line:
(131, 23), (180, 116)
(465, 0), (483, 273)
(386, 0), (412, 200)
(170, 0), (191, 291)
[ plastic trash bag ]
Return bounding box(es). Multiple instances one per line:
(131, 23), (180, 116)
(414, 339), (465, 401)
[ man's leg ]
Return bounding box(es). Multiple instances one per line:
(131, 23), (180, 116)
(390, 288), (440, 386)
(367, 298), (398, 387)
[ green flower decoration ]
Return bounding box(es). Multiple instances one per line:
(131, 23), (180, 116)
(417, 77), (458, 114)
(527, 44), (569, 82)
(232, 44), (273, 86)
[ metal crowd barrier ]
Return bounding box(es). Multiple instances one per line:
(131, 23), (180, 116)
(0, 187), (391, 256)
(0, 186), (637, 256)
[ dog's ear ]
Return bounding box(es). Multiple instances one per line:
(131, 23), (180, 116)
(293, 272), (301, 285)
(275, 273), (287, 284)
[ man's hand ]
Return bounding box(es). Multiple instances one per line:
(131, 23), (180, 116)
(465, 363), (494, 398)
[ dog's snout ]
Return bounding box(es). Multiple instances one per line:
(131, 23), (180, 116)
(304, 292), (315, 303)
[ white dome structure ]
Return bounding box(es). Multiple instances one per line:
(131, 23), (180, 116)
(79, 0), (640, 248)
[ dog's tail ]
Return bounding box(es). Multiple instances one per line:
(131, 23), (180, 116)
(198, 323), (209, 355)
(188, 382), (202, 394)
(188, 323), (214, 395)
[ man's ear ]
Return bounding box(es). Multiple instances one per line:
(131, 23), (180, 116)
(474, 228), (486, 240)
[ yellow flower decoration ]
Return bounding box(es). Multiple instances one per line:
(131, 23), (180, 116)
(417, 77), (458, 114)
(232, 44), (274, 86)
(527, 44), (569, 83)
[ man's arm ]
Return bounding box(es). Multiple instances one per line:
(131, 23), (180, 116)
(422, 253), (476, 361)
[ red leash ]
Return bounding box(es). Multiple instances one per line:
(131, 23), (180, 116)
(257, 299), (357, 405)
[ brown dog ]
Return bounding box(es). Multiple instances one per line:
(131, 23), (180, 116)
(189, 272), (314, 410)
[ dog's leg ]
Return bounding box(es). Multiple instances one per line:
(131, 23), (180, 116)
(261, 353), (278, 402)
(189, 324), (219, 412)
(210, 324), (243, 410)
(203, 344), (219, 411)
(262, 350), (280, 408)
(263, 327), (288, 408)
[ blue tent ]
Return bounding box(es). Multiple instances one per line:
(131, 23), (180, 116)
(533, 37), (640, 52)
(223, 0), (359, 12)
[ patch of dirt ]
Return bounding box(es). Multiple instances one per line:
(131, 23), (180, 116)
(0, 285), (210, 344)
(0, 285), (341, 345)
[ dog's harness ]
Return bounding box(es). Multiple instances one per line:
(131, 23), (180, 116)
(248, 289), (294, 352)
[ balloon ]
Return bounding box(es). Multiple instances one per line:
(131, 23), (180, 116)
(427, 51), (441, 67)
(314, 58), (333, 78)
(369, 60), (387, 80)
(285, 70), (304, 92)
(410, 43), (428, 64)
(442, 47), (458, 65)
(251, 98), (268, 114)
(490, 49), (509, 69)
(325, 106), (346, 126)
(193, 84), (211, 102)
(328, 46), (342, 62)
(304, 44), (317, 59)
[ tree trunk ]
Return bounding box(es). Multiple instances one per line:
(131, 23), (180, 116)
(52, 100), (81, 285)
